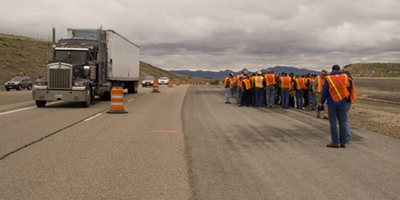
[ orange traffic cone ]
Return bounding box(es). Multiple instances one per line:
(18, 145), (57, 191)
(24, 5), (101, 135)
(152, 80), (160, 93)
(168, 79), (173, 87)
(107, 87), (127, 114)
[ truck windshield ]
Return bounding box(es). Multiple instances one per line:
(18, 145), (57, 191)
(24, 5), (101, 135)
(54, 50), (90, 62)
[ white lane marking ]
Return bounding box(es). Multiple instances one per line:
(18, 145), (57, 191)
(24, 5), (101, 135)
(127, 98), (135, 102)
(0, 101), (62, 116)
(0, 106), (36, 116)
(84, 113), (102, 122)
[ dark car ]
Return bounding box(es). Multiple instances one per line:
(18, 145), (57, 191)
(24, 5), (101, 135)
(142, 76), (155, 87)
(5, 76), (32, 91)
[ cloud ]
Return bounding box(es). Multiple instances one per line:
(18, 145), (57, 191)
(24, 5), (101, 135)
(1, 0), (400, 72)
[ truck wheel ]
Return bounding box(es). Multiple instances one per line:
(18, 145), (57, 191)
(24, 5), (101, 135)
(6, 88), (10, 91)
(134, 82), (138, 93)
(81, 88), (92, 108)
(27, 84), (32, 90)
(17, 85), (22, 91)
(36, 100), (46, 107)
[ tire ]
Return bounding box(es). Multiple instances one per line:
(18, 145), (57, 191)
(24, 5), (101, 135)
(27, 84), (32, 90)
(81, 88), (92, 108)
(36, 100), (46, 107)
(17, 85), (22, 91)
(6, 88), (10, 91)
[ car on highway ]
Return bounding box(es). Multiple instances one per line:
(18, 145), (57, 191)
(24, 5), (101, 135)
(142, 76), (156, 87)
(158, 77), (169, 85)
(4, 76), (32, 91)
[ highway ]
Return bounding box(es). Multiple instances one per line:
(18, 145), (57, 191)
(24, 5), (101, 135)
(1, 85), (400, 199)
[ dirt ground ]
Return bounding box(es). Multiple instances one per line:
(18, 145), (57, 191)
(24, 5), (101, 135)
(307, 77), (400, 140)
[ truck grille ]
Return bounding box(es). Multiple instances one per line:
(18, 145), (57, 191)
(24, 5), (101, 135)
(48, 68), (72, 89)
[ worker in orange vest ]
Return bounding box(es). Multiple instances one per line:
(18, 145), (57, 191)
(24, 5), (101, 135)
(239, 76), (252, 107)
(236, 72), (244, 104)
(313, 70), (328, 119)
(265, 70), (276, 107)
(231, 74), (237, 98)
(250, 73), (256, 106)
(294, 75), (306, 109)
(278, 72), (292, 109)
(224, 74), (233, 104)
(253, 71), (265, 107)
(320, 65), (350, 148)
(309, 73), (317, 110)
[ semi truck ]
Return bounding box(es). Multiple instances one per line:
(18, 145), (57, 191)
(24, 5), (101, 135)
(32, 27), (140, 107)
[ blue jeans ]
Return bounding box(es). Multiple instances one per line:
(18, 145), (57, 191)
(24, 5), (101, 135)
(295, 89), (304, 109)
(311, 93), (316, 110)
(266, 85), (275, 106)
(344, 102), (352, 141)
(328, 106), (347, 145)
(225, 88), (230, 102)
(281, 89), (289, 108)
(236, 86), (243, 103)
(255, 89), (264, 107)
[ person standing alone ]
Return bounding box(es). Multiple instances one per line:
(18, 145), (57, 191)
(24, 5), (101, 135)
(320, 65), (349, 148)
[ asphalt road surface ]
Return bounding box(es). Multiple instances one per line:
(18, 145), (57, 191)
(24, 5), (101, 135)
(1, 84), (400, 199)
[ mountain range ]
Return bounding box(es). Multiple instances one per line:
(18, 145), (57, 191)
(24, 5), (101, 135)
(170, 66), (321, 80)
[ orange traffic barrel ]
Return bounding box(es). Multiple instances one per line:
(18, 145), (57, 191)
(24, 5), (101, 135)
(168, 79), (173, 87)
(177, 79), (180, 86)
(107, 87), (127, 114)
(152, 80), (161, 93)
(182, 80), (186, 85)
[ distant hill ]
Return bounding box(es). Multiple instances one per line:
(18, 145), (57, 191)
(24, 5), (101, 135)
(343, 63), (400, 77)
(171, 66), (321, 80)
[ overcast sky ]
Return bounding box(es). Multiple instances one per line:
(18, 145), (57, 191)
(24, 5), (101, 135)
(1, 0), (400, 72)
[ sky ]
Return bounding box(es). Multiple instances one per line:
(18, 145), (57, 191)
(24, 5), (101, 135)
(1, 0), (400, 72)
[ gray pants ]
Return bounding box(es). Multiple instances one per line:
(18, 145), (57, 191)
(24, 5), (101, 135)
(315, 93), (328, 118)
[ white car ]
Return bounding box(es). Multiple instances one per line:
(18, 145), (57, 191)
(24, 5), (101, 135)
(158, 77), (169, 85)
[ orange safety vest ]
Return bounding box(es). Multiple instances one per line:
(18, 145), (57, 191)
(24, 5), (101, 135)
(315, 76), (324, 93)
(295, 78), (306, 90)
(237, 75), (243, 88)
(224, 76), (232, 88)
(280, 77), (291, 89)
(348, 77), (356, 103)
(304, 77), (310, 89)
(265, 74), (276, 86)
(250, 76), (255, 86)
(339, 74), (350, 87)
(326, 75), (350, 102)
(254, 76), (264, 88)
(242, 79), (251, 91)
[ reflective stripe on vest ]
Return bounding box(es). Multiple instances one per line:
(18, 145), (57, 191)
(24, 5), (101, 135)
(295, 78), (306, 90)
(280, 77), (291, 89)
(316, 76), (324, 93)
(255, 76), (263, 88)
(242, 79), (251, 91)
(326, 75), (350, 102)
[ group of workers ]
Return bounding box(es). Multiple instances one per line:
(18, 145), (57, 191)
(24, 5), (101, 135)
(223, 64), (356, 148)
